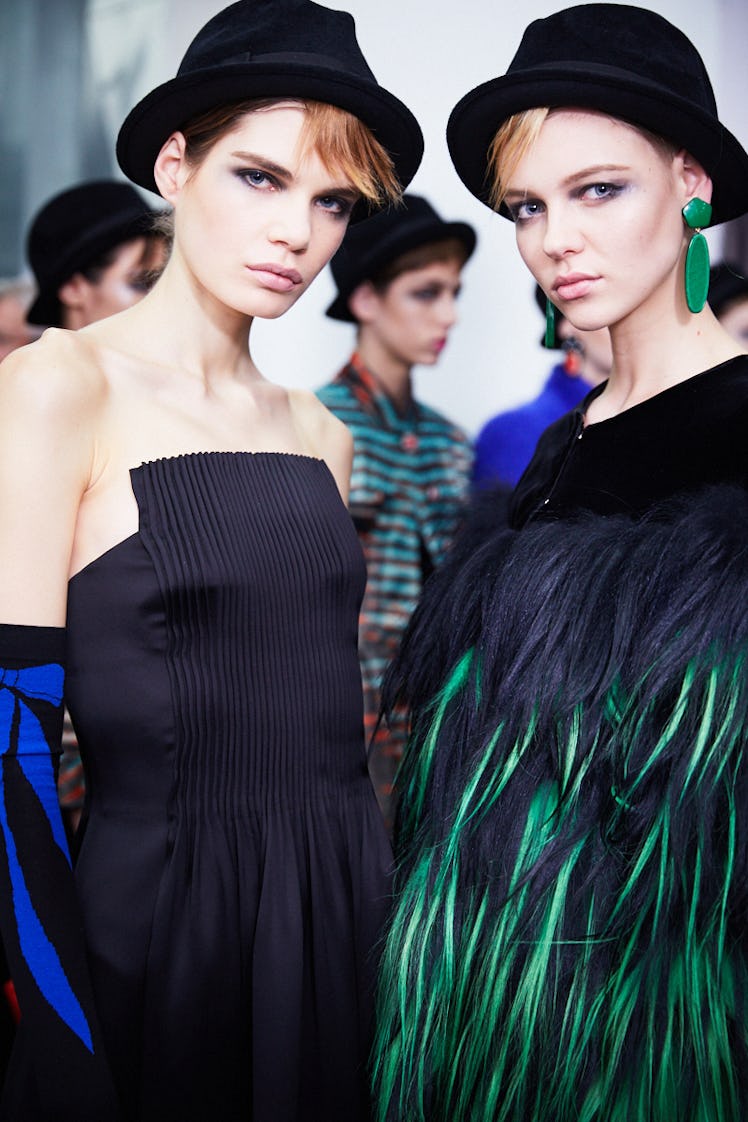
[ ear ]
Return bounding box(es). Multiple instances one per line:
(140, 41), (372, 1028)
(676, 149), (713, 208)
(347, 281), (382, 325)
(153, 131), (190, 205)
(57, 273), (90, 312)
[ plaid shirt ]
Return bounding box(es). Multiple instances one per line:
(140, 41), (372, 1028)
(317, 354), (472, 832)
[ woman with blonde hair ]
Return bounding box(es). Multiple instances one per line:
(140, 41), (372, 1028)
(373, 6), (748, 1121)
(0, 2), (422, 1119)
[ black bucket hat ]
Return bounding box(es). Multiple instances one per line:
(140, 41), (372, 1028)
(117, 0), (423, 202)
(26, 180), (159, 328)
(325, 194), (476, 322)
(447, 3), (748, 225)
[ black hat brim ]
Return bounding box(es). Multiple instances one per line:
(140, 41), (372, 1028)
(326, 218), (476, 322)
(27, 209), (158, 327)
(117, 63), (424, 203)
(447, 65), (748, 225)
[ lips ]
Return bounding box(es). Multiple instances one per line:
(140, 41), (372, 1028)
(553, 274), (598, 301)
(247, 262), (303, 293)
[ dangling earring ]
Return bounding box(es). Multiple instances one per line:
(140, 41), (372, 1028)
(545, 297), (557, 348)
(562, 338), (583, 376)
(682, 197), (712, 313)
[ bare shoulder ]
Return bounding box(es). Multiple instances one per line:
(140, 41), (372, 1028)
(287, 388), (353, 501)
(0, 327), (107, 422)
(288, 387), (352, 453)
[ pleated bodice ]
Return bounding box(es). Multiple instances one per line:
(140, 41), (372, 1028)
(63, 452), (391, 1122)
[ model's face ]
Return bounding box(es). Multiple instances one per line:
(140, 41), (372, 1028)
(364, 258), (464, 368)
(718, 297), (748, 347)
(170, 105), (359, 319)
(505, 110), (689, 334)
(67, 236), (165, 327)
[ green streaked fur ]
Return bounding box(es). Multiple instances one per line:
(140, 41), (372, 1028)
(373, 645), (748, 1121)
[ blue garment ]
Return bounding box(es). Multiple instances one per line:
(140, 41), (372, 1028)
(473, 363), (592, 488)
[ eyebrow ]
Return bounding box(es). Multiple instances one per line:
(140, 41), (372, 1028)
(504, 164), (631, 201)
(230, 149), (360, 198)
(230, 151), (291, 179)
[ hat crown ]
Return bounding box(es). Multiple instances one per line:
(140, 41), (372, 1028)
(178, 0), (376, 84)
(325, 193), (476, 321)
(512, 4), (716, 115)
(27, 181), (150, 267)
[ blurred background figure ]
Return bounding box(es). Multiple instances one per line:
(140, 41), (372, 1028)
(709, 262), (748, 346)
(25, 178), (166, 839)
(26, 179), (165, 332)
(318, 194), (475, 835)
(0, 278), (40, 361)
(473, 284), (612, 489)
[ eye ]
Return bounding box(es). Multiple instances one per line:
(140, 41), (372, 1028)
(316, 195), (355, 219)
(509, 198), (544, 223)
(580, 182), (623, 201)
(128, 274), (155, 293)
(411, 286), (441, 302)
(236, 168), (278, 191)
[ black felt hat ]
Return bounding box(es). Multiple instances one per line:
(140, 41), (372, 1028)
(325, 194), (476, 322)
(708, 262), (748, 317)
(447, 3), (748, 225)
(117, 0), (423, 200)
(26, 180), (158, 327)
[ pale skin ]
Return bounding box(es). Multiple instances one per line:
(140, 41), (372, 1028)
(0, 104), (359, 626)
(505, 109), (746, 425)
(348, 256), (463, 413)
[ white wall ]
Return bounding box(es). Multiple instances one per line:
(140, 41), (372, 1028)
(112, 0), (748, 436)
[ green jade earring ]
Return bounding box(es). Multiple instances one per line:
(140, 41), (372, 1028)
(545, 297), (557, 348)
(682, 197), (713, 313)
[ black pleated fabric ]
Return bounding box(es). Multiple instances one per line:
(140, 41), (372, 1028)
(65, 452), (392, 1122)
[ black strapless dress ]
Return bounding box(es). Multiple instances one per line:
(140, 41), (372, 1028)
(65, 452), (392, 1122)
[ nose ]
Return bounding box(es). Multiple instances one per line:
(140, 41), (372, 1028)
(436, 293), (459, 329)
(267, 196), (312, 253)
(541, 203), (584, 260)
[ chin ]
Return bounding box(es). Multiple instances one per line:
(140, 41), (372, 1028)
(236, 291), (303, 321)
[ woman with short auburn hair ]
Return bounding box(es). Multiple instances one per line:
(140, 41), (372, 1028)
(0, 2), (422, 1119)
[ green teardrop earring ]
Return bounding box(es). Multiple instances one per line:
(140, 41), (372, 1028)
(545, 297), (557, 348)
(682, 197), (713, 313)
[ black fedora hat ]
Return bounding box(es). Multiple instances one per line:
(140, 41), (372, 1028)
(27, 180), (158, 327)
(117, 0), (423, 201)
(708, 262), (748, 318)
(325, 194), (476, 322)
(447, 3), (748, 225)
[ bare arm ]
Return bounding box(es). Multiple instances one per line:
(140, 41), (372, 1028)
(0, 335), (120, 1117)
(0, 332), (98, 622)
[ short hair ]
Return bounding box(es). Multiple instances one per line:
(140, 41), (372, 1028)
(181, 97), (401, 210)
(369, 237), (470, 292)
(487, 107), (679, 214)
(487, 107), (549, 213)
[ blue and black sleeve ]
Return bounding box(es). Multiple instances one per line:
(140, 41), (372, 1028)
(0, 623), (119, 1119)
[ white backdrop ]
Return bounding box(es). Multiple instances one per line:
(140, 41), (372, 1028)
(97, 0), (748, 435)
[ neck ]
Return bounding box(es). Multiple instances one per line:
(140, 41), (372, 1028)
(590, 278), (744, 421)
(63, 307), (89, 332)
(103, 251), (259, 386)
(356, 332), (413, 413)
